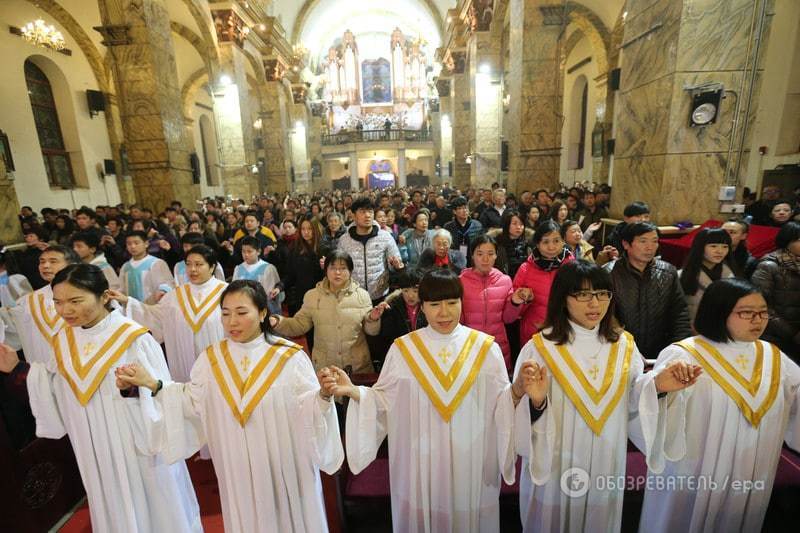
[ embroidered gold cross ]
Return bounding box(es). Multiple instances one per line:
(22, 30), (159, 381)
(736, 354), (749, 371)
(82, 342), (96, 357)
(240, 355), (251, 373)
(437, 346), (452, 365)
(588, 365), (600, 380)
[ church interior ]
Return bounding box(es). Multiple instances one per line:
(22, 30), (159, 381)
(0, 0), (799, 532)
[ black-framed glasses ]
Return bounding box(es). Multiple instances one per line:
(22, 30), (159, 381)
(734, 310), (769, 321)
(569, 290), (613, 302)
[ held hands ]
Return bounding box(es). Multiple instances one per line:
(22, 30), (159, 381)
(511, 287), (533, 305)
(319, 366), (359, 401)
(0, 343), (21, 373)
(512, 360), (548, 408)
(601, 245), (620, 259)
(654, 360), (703, 394)
(114, 363), (158, 392)
(369, 301), (390, 321)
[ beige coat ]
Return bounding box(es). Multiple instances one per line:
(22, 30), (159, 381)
(274, 278), (376, 374)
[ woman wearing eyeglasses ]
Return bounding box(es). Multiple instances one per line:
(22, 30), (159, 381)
(513, 261), (700, 532)
(638, 278), (800, 533)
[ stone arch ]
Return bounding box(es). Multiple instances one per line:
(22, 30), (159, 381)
(562, 29), (587, 66)
(565, 2), (611, 75)
(181, 68), (210, 119)
(170, 21), (210, 67)
(179, 0), (220, 67)
(566, 74), (589, 169)
(291, 0), (445, 44)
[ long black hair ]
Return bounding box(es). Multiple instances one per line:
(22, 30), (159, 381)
(220, 279), (275, 341)
(694, 279), (763, 342)
(51, 263), (112, 310)
(542, 260), (621, 344)
(679, 228), (735, 295)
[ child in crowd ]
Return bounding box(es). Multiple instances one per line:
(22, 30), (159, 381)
(119, 230), (175, 304)
(232, 236), (283, 315)
(71, 231), (122, 291)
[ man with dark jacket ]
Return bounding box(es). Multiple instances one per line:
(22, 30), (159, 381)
(444, 196), (483, 260)
(609, 222), (691, 360)
(606, 201), (650, 252)
(479, 188), (506, 229)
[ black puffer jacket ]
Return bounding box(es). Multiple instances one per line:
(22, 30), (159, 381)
(610, 257), (692, 360)
(751, 251), (800, 360)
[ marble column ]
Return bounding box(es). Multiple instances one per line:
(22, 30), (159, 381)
(469, 32), (502, 188)
(612, 0), (764, 222)
(0, 157), (22, 244)
(451, 56), (472, 190)
(349, 150), (359, 190)
(213, 44), (257, 201)
(437, 78), (454, 181)
(261, 81), (291, 194)
(95, 0), (196, 211)
(506, 0), (563, 194)
(397, 148), (407, 187)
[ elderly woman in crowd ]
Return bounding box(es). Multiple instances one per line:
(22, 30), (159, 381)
(399, 209), (435, 269)
(417, 228), (466, 274)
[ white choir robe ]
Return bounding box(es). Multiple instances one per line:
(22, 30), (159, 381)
(174, 260), (226, 287)
(346, 324), (517, 533)
(26, 310), (201, 532)
(638, 336), (800, 533)
(142, 334), (343, 533)
(514, 324), (681, 533)
(125, 277), (226, 382)
(10, 284), (66, 363)
(120, 255), (175, 304)
(0, 271), (33, 350)
(90, 253), (122, 291)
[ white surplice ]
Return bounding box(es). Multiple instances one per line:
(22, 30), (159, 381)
(638, 336), (800, 533)
(26, 310), (201, 533)
(120, 255), (175, 304)
(90, 253), (122, 291)
(514, 323), (680, 533)
(0, 271), (33, 350)
(144, 334), (343, 533)
(346, 324), (516, 533)
(10, 284), (66, 363)
(126, 277), (227, 382)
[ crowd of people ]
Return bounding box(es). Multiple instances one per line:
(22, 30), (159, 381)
(0, 179), (799, 532)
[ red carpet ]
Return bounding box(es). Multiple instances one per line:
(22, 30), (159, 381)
(58, 457), (224, 532)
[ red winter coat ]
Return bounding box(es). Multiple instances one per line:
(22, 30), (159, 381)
(459, 267), (522, 369)
(513, 254), (575, 344)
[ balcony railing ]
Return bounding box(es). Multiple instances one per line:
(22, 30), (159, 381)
(321, 128), (431, 146)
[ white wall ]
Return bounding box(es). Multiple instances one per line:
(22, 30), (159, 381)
(0, 1), (120, 211)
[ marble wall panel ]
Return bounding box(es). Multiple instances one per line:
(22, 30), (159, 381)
(676, 0), (754, 72)
(608, 155), (666, 219)
(0, 159), (21, 244)
(627, 0), (668, 19)
(615, 74), (674, 158)
(619, 0), (681, 92)
(660, 152), (728, 221)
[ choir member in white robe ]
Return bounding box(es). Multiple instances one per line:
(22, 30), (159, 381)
(110, 244), (226, 383)
(10, 245), (79, 363)
(119, 231), (175, 304)
(638, 278), (800, 533)
(71, 231), (122, 292)
(0, 248), (34, 350)
(174, 229), (225, 286)
(115, 279), (343, 533)
(0, 264), (200, 533)
(232, 237), (283, 315)
(513, 261), (701, 533)
(323, 268), (540, 533)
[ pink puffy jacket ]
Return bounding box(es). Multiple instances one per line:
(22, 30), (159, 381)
(513, 255), (575, 344)
(459, 267), (522, 370)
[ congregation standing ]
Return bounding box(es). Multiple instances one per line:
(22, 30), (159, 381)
(1, 180), (799, 533)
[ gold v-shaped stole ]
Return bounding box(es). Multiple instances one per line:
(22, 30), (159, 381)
(29, 293), (65, 344)
(675, 338), (780, 427)
(395, 329), (494, 423)
(207, 338), (302, 427)
(54, 322), (148, 406)
(175, 282), (225, 333)
(533, 332), (634, 436)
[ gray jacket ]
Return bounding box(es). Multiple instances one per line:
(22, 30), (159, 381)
(337, 223), (401, 300)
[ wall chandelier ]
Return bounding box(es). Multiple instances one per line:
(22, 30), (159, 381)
(21, 19), (66, 51)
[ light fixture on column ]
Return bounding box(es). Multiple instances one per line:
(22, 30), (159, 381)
(686, 83), (724, 127)
(20, 19), (65, 51)
(253, 118), (263, 130)
(219, 74), (233, 87)
(479, 64), (491, 74)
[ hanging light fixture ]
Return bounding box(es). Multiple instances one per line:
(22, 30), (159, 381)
(20, 19), (66, 51)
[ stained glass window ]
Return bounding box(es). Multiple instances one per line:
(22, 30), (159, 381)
(24, 60), (75, 188)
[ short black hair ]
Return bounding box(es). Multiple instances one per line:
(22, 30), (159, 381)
(125, 230), (149, 243)
(52, 263), (108, 295)
(42, 244), (80, 264)
(240, 235), (262, 250)
(694, 278), (762, 342)
(623, 201), (650, 217)
(71, 231), (101, 250)
(185, 244), (218, 270)
(725, 217), (750, 234)
(621, 222), (659, 245)
(418, 268), (463, 302)
(532, 220), (562, 246)
(395, 268), (423, 289)
(76, 207), (97, 219)
(412, 208), (431, 225)
(559, 219), (581, 239)
(180, 232), (205, 246)
(324, 249), (354, 272)
(471, 233), (497, 254)
(350, 197), (374, 212)
(449, 196), (468, 209)
(542, 261), (620, 344)
(243, 210), (260, 221)
(775, 221), (800, 250)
